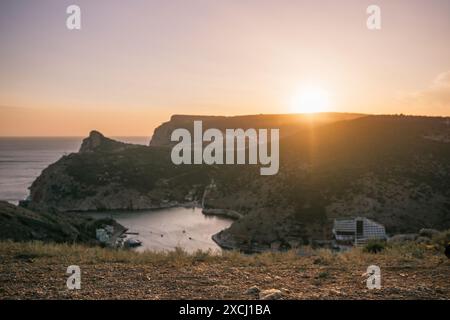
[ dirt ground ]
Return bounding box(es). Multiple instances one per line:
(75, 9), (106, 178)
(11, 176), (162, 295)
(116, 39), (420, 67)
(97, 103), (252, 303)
(0, 243), (449, 300)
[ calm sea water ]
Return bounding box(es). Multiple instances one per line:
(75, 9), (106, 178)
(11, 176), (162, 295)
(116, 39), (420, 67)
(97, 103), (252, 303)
(88, 207), (231, 253)
(0, 137), (232, 252)
(0, 137), (149, 203)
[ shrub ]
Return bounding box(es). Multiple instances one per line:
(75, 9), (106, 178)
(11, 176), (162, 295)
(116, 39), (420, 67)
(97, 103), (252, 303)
(192, 249), (213, 263)
(432, 229), (450, 248)
(363, 240), (386, 254)
(313, 249), (335, 265)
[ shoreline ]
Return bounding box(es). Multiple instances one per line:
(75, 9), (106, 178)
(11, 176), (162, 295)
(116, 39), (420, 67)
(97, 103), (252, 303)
(66, 201), (202, 214)
(202, 208), (243, 220)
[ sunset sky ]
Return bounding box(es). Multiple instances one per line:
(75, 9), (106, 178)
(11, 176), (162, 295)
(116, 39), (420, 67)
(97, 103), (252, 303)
(1, 0), (450, 136)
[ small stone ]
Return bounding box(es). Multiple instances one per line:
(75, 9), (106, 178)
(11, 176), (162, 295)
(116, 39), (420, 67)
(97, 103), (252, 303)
(259, 289), (283, 300)
(329, 289), (341, 295)
(246, 286), (260, 295)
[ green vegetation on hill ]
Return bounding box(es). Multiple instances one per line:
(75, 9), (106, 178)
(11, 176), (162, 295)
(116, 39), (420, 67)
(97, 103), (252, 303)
(0, 201), (113, 243)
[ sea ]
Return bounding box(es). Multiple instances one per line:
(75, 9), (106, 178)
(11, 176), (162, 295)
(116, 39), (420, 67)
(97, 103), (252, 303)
(0, 137), (232, 252)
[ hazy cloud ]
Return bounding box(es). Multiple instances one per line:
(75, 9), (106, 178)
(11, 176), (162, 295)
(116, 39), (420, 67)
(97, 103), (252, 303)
(408, 71), (450, 113)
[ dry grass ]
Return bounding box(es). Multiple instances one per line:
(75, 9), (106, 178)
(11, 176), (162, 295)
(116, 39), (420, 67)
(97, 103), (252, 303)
(1, 240), (449, 299)
(0, 239), (446, 267)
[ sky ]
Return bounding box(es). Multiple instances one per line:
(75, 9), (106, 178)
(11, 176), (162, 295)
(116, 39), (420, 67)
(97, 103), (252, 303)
(1, 0), (450, 136)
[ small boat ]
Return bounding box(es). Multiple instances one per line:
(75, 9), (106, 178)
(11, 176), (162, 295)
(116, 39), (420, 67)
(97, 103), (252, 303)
(124, 238), (142, 248)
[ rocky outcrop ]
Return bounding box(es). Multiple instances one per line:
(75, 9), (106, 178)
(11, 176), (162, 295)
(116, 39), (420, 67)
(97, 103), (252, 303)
(80, 130), (138, 153)
(79, 130), (107, 152)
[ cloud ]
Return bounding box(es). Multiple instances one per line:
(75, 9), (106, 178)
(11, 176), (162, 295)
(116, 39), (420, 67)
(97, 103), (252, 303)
(432, 71), (450, 88)
(407, 71), (450, 114)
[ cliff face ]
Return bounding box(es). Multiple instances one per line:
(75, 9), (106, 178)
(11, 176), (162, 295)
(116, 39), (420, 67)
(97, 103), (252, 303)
(26, 114), (450, 252)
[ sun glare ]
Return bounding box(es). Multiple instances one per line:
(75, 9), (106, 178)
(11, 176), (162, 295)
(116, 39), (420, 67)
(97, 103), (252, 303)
(290, 86), (331, 114)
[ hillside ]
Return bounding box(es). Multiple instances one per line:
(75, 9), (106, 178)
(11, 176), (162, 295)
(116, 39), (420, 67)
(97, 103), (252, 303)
(0, 201), (119, 244)
(24, 113), (450, 252)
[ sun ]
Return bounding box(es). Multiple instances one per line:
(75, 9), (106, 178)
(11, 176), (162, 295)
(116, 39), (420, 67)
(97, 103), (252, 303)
(290, 86), (331, 114)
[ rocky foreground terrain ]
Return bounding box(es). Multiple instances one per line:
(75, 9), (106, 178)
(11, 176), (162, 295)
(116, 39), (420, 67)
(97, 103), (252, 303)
(24, 113), (450, 252)
(0, 241), (449, 299)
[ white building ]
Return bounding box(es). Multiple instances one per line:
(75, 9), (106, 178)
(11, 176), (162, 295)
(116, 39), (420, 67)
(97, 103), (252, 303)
(333, 217), (386, 246)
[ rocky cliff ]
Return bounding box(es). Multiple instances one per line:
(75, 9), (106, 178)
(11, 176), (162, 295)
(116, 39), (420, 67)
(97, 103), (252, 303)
(25, 114), (450, 252)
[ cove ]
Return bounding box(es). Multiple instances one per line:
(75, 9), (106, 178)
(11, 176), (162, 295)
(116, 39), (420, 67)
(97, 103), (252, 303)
(87, 207), (233, 253)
